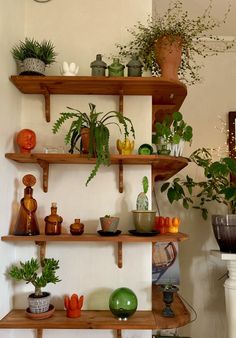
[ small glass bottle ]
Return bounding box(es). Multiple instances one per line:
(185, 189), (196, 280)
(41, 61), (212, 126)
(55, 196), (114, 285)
(108, 58), (125, 77)
(90, 54), (107, 76)
(126, 54), (143, 77)
(45, 202), (63, 235)
(13, 174), (40, 236)
(70, 218), (84, 235)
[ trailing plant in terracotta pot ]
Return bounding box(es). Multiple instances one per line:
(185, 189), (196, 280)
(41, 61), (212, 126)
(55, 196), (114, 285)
(116, 0), (234, 84)
(8, 257), (61, 314)
(153, 111), (193, 156)
(161, 147), (236, 252)
(11, 37), (57, 75)
(52, 102), (135, 186)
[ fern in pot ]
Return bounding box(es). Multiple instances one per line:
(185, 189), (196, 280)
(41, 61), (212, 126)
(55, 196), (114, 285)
(52, 102), (135, 186)
(161, 148), (236, 252)
(9, 257), (61, 314)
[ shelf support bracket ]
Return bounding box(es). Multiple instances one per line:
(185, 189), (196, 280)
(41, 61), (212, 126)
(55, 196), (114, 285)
(118, 242), (122, 268)
(117, 329), (122, 338)
(36, 328), (43, 338)
(42, 87), (50, 122)
(118, 161), (123, 193)
(37, 160), (49, 193)
(119, 91), (124, 114)
(35, 241), (46, 266)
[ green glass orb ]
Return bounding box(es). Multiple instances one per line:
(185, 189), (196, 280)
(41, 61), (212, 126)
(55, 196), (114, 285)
(109, 287), (138, 320)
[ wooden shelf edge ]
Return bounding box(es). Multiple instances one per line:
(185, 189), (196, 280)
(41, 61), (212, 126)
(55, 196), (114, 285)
(152, 285), (191, 329)
(1, 232), (189, 243)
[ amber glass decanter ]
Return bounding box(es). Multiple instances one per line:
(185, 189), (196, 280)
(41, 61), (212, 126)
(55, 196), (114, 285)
(45, 202), (63, 235)
(13, 174), (40, 236)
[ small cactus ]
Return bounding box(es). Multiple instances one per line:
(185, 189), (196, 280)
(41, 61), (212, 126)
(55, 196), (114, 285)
(136, 176), (149, 210)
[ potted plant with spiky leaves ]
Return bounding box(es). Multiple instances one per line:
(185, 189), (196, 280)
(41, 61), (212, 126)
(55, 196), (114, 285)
(9, 257), (61, 314)
(52, 102), (135, 186)
(132, 176), (156, 233)
(11, 37), (57, 75)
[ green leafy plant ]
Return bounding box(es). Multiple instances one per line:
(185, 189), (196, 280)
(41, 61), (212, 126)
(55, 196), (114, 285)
(11, 37), (57, 65)
(116, 0), (234, 84)
(136, 176), (149, 210)
(9, 258), (61, 297)
(52, 102), (135, 186)
(161, 148), (236, 219)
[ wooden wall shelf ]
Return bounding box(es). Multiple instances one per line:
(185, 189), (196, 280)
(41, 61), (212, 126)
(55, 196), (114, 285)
(0, 287), (190, 338)
(1, 232), (188, 269)
(5, 153), (189, 193)
(10, 75), (187, 123)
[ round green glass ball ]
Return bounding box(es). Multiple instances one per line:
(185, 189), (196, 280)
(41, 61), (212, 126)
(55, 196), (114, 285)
(109, 287), (138, 320)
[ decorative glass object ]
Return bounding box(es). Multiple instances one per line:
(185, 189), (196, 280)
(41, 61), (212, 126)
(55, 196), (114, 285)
(109, 287), (138, 320)
(44, 202), (63, 235)
(126, 54), (143, 77)
(160, 284), (179, 317)
(108, 58), (125, 77)
(70, 219), (84, 235)
(13, 175), (40, 236)
(90, 54), (107, 76)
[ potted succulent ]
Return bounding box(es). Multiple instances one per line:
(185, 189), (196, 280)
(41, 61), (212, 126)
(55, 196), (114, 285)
(116, 0), (233, 84)
(132, 176), (156, 232)
(11, 37), (57, 75)
(52, 102), (135, 186)
(8, 257), (61, 314)
(99, 214), (120, 232)
(161, 148), (236, 252)
(153, 111), (193, 156)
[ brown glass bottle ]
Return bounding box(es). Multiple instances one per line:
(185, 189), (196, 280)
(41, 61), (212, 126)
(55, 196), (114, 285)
(45, 203), (63, 235)
(13, 175), (40, 236)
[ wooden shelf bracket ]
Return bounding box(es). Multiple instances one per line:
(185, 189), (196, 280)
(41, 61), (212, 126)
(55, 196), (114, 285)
(42, 87), (50, 122)
(117, 242), (122, 268)
(37, 159), (49, 193)
(35, 241), (46, 266)
(118, 161), (123, 193)
(117, 329), (122, 338)
(37, 328), (43, 338)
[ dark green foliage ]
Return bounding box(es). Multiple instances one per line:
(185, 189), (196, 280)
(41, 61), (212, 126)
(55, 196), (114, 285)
(11, 38), (57, 65)
(161, 147), (236, 219)
(142, 176), (149, 194)
(9, 258), (61, 297)
(52, 103), (135, 185)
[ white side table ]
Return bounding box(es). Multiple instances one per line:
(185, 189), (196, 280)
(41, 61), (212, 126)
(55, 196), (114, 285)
(212, 250), (236, 338)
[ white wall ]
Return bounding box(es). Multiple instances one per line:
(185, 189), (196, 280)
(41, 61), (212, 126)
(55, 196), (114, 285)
(0, 1), (25, 338)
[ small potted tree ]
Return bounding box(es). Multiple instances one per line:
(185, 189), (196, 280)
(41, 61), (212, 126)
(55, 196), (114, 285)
(8, 257), (61, 316)
(161, 148), (236, 252)
(52, 102), (135, 186)
(11, 37), (57, 75)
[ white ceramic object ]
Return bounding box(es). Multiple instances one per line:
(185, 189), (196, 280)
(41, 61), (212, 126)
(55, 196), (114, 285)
(170, 139), (185, 157)
(61, 61), (79, 76)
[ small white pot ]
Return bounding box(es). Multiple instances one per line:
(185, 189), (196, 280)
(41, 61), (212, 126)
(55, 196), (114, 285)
(170, 139), (185, 157)
(23, 58), (46, 75)
(28, 292), (51, 313)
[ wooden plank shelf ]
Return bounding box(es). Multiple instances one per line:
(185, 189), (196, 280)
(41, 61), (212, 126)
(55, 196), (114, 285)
(1, 233), (188, 269)
(5, 153), (189, 193)
(10, 75), (187, 123)
(0, 289), (190, 335)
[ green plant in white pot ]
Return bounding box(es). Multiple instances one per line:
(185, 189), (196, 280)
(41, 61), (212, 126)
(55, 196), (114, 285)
(154, 111), (193, 156)
(132, 176), (156, 233)
(161, 147), (236, 252)
(11, 37), (57, 75)
(9, 257), (61, 314)
(116, 0), (234, 84)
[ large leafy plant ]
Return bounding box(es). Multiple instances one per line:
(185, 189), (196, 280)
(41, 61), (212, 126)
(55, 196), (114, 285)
(161, 148), (236, 219)
(116, 0), (233, 84)
(52, 103), (135, 185)
(9, 258), (61, 297)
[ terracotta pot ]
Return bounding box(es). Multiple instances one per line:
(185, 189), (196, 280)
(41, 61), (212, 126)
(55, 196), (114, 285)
(16, 129), (36, 153)
(80, 128), (90, 154)
(155, 36), (182, 81)
(100, 216), (119, 232)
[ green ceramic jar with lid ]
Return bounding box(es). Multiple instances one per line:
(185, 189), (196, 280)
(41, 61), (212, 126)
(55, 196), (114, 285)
(126, 54), (143, 77)
(90, 54), (107, 76)
(108, 58), (125, 77)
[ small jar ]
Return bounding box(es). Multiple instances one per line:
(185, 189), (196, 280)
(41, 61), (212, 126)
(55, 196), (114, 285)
(90, 54), (107, 76)
(108, 58), (125, 77)
(45, 202), (63, 235)
(126, 54), (143, 77)
(70, 219), (84, 235)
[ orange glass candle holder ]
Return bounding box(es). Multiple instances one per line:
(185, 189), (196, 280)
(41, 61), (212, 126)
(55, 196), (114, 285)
(64, 294), (84, 318)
